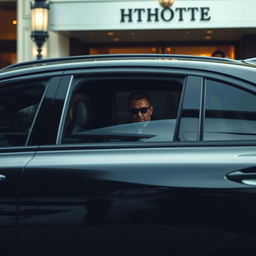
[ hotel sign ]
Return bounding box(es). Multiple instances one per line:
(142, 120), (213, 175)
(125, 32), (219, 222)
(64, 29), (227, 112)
(120, 7), (211, 23)
(50, 1), (256, 31)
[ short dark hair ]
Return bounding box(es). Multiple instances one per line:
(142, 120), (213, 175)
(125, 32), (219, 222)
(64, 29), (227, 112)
(128, 91), (151, 106)
(211, 50), (225, 58)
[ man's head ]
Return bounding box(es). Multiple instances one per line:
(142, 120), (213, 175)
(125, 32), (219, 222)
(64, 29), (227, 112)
(211, 50), (225, 58)
(128, 91), (153, 122)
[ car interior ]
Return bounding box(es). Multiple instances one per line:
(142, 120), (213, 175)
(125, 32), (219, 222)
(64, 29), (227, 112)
(62, 75), (184, 144)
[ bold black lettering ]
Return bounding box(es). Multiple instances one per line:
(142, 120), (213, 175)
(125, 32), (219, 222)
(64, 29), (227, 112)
(120, 9), (133, 22)
(200, 7), (211, 21)
(161, 8), (174, 22)
(134, 8), (146, 22)
(147, 8), (159, 22)
(187, 7), (199, 21)
(175, 8), (186, 21)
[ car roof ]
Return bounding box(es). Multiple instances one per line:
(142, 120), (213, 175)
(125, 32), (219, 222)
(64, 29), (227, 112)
(1, 54), (256, 84)
(1, 54), (242, 70)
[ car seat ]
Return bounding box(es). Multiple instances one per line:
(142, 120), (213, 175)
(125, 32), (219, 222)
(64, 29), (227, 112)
(69, 98), (95, 133)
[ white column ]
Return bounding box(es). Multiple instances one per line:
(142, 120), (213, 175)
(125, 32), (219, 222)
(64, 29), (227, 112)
(17, 0), (35, 62)
(48, 31), (70, 58)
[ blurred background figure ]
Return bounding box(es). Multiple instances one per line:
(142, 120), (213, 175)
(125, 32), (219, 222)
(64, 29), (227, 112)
(212, 50), (225, 58)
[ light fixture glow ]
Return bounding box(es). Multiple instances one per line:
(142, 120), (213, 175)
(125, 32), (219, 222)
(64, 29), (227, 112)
(206, 30), (213, 34)
(159, 0), (175, 8)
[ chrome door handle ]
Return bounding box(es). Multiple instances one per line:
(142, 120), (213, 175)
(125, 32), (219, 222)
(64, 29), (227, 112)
(226, 169), (256, 185)
(0, 174), (6, 181)
(240, 179), (256, 186)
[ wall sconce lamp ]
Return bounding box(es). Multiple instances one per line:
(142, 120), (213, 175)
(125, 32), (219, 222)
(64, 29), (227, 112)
(159, 0), (175, 8)
(31, 0), (49, 60)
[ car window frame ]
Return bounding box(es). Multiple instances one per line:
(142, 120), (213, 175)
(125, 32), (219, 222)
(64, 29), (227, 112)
(200, 76), (256, 142)
(56, 68), (188, 146)
(0, 71), (64, 149)
(27, 75), (71, 146)
(0, 76), (48, 149)
(54, 67), (256, 148)
(168, 69), (256, 145)
(174, 75), (203, 142)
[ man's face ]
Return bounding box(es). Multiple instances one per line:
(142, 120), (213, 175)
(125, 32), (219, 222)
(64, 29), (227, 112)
(129, 97), (153, 122)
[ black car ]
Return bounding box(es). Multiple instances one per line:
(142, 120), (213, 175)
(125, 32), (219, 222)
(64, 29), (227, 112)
(1, 54), (256, 256)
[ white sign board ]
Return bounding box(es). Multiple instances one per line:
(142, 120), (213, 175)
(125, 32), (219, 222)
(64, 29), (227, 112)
(49, 0), (256, 31)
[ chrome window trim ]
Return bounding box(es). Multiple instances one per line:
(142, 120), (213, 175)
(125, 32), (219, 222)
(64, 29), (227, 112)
(198, 77), (205, 141)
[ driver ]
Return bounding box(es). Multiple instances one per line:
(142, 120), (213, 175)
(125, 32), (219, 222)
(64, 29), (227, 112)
(128, 91), (153, 122)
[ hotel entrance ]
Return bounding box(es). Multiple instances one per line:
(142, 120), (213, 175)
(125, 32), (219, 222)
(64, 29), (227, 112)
(69, 28), (238, 59)
(1, 0), (256, 65)
(88, 44), (235, 59)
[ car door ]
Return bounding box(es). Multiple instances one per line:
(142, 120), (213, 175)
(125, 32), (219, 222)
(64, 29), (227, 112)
(0, 147), (34, 254)
(18, 70), (256, 256)
(0, 74), (60, 254)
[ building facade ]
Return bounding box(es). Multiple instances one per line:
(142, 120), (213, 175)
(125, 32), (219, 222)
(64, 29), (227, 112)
(1, 0), (256, 67)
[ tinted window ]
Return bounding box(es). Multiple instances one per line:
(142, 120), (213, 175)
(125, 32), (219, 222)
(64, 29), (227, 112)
(204, 79), (256, 141)
(62, 75), (184, 144)
(0, 80), (46, 147)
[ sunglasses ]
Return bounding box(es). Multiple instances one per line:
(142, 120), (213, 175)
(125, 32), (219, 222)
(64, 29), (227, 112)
(130, 105), (152, 115)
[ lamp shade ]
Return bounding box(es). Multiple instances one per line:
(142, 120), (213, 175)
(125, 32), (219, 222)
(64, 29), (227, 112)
(31, 0), (49, 60)
(31, 1), (49, 32)
(159, 0), (175, 8)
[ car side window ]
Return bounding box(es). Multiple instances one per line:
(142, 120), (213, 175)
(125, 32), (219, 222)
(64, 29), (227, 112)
(0, 80), (46, 147)
(62, 75), (184, 144)
(204, 79), (256, 141)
